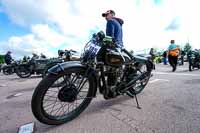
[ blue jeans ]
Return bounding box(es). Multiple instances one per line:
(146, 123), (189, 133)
(163, 57), (167, 65)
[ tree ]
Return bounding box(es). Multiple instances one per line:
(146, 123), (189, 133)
(184, 43), (192, 54)
(0, 55), (5, 64)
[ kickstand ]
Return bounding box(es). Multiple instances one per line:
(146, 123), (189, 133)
(133, 90), (141, 109)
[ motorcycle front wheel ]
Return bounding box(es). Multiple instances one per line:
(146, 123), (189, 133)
(16, 65), (31, 78)
(31, 67), (96, 125)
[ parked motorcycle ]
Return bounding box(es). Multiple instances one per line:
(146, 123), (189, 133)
(188, 50), (200, 71)
(31, 31), (154, 125)
(16, 57), (49, 78)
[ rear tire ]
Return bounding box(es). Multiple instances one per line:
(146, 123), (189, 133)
(126, 62), (151, 96)
(31, 67), (96, 125)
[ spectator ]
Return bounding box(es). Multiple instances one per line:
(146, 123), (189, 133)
(162, 51), (168, 65)
(4, 51), (12, 65)
(168, 40), (180, 72)
(180, 50), (185, 65)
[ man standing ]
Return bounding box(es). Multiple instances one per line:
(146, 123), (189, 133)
(102, 10), (124, 48)
(4, 51), (12, 65)
(162, 50), (168, 65)
(187, 49), (193, 71)
(180, 50), (185, 65)
(168, 40), (180, 72)
(101, 10), (124, 99)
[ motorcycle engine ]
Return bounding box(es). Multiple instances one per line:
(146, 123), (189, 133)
(105, 66), (123, 87)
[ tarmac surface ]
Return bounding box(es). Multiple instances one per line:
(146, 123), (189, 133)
(0, 63), (200, 133)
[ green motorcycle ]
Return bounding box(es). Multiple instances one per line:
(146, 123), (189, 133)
(31, 31), (154, 125)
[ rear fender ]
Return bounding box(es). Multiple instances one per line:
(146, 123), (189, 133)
(134, 55), (148, 64)
(134, 56), (154, 71)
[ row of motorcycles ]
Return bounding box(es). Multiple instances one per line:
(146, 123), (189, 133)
(0, 50), (78, 78)
(188, 49), (200, 71)
(1, 31), (155, 126)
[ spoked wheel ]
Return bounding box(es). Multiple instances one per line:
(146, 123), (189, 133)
(3, 67), (13, 75)
(126, 63), (151, 96)
(16, 65), (31, 78)
(31, 67), (96, 125)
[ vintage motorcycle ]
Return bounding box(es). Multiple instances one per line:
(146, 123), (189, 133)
(188, 50), (200, 71)
(31, 31), (154, 125)
(16, 57), (50, 78)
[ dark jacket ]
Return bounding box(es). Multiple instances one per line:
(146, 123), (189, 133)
(106, 17), (124, 47)
(4, 54), (12, 64)
(163, 51), (167, 58)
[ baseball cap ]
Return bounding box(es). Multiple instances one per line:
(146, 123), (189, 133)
(102, 10), (115, 17)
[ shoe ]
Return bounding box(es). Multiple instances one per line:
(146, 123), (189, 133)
(172, 67), (176, 72)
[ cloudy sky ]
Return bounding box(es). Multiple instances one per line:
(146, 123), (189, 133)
(0, 0), (200, 58)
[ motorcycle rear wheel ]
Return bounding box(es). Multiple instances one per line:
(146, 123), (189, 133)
(126, 63), (151, 96)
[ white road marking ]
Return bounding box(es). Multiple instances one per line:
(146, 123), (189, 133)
(14, 93), (23, 97)
(18, 122), (35, 133)
(153, 72), (200, 77)
(0, 84), (7, 87)
(149, 78), (170, 84)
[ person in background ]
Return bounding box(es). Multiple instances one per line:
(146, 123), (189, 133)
(149, 48), (156, 69)
(40, 53), (46, 59)
(31, 53), (39, 60)
(4, 51), (13, 65)
(187, 49), (193, 71)
(162, 50), (168, 65)
(180, 50), (185, 65)
(168, 40), (180, 72)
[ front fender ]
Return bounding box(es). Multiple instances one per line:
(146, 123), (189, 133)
(48, 61), (84, 75)
(48, 61), (98, 96)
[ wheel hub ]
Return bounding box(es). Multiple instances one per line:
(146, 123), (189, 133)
(58, 84), (78, 103)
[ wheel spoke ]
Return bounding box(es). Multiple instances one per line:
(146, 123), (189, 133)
(43, 102), (57, 109)
(50, 97), (58, 115)
(77, 78), (88, 92)
(54, 103), (65, 116)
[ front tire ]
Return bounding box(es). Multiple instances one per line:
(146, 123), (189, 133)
(31, 67), (96, 125)
(16, 65), (31, 78)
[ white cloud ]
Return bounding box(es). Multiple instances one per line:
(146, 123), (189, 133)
(1, 0), (200, 58)
(0, 24), (86, 59)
